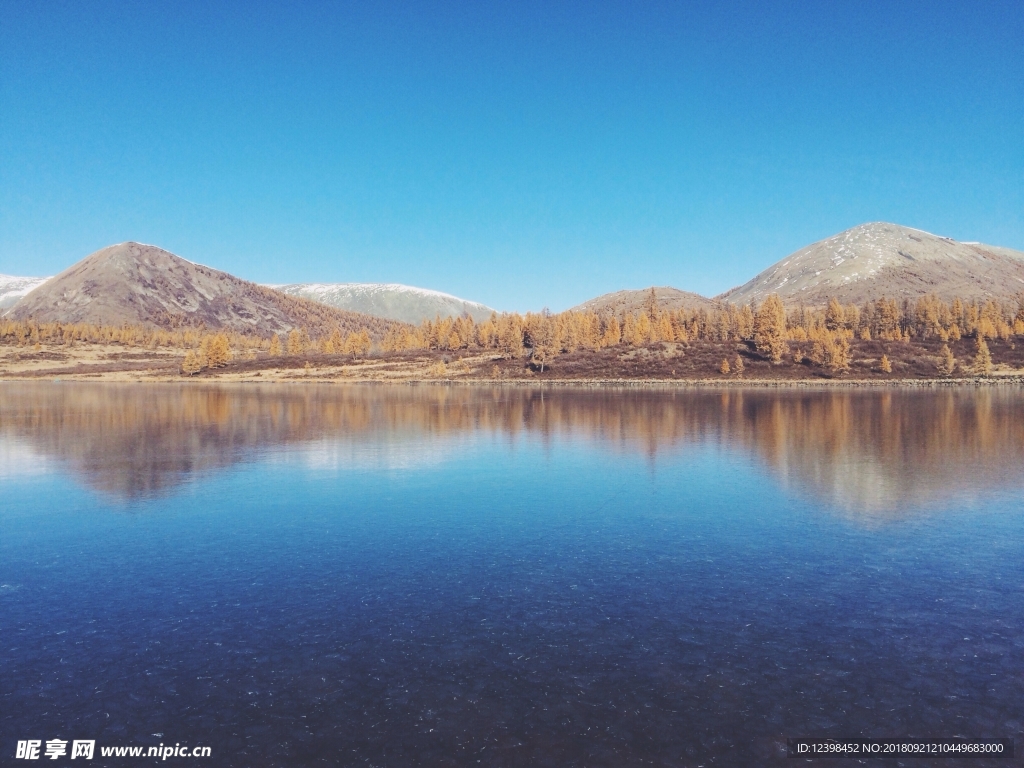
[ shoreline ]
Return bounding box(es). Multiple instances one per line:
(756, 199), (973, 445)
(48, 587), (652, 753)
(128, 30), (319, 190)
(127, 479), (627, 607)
(2, 374), (1023, 389)
(3, 340), (1023, 389)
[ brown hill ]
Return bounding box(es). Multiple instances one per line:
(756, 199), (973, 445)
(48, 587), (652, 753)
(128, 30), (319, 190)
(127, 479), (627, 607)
(571, 286), (717, 315)
(718, 222), (1024, 307)
(6, 242), (402, 337)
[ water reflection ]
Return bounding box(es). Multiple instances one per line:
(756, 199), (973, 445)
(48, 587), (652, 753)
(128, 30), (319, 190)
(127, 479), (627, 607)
(1, 382), (1022, 515)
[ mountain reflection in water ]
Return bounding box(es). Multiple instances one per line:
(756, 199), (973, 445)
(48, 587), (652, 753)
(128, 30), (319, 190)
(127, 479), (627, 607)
(1, 382), (1022, 516)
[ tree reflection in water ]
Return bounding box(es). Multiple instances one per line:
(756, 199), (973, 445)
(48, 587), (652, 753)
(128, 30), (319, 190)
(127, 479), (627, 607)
(1, 382), (1022, 517)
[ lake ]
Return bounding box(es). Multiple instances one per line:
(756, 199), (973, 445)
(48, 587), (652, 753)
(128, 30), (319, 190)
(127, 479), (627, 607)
(1, 383), (1022, 766)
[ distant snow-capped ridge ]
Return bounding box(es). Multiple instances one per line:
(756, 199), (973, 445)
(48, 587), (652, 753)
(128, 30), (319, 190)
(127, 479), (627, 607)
(270, 282), (496, 324)
(0, 274), (51, 311)
(278, 282), (468, 301)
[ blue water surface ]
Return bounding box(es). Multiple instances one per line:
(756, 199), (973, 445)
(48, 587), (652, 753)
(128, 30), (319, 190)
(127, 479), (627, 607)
(1, 384), (1022, 766)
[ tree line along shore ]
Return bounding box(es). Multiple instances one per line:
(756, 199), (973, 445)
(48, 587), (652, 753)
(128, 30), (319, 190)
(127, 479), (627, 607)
(1, 290), (1023, 381)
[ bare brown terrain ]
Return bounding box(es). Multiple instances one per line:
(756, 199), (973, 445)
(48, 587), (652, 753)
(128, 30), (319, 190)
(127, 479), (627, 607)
(7, 242), (403, 338)
(2, 334), (1022, 384)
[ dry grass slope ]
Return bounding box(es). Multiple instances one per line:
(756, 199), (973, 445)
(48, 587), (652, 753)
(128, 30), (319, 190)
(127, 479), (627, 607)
(572, 286), (717, 315)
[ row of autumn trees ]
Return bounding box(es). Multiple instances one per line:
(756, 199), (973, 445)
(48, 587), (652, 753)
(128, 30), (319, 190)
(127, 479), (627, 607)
(377, 291), (1023, 374)
(183, 327), (373, 374)
(2, 290), (1022, 375)
(0, 319), (375, 375)
(183, 289), (1020, 375)
(384, 292), (1024, 351)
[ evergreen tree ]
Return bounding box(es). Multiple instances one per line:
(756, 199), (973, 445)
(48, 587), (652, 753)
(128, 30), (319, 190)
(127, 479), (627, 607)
(879, 354), (892, 373)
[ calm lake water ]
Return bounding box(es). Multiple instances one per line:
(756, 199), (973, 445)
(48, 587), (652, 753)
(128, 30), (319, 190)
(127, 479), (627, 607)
(1, 383), (1023, 767)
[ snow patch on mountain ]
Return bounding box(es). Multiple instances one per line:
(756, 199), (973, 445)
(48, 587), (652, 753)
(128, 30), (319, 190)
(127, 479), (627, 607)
(271, 282), (496, 324)
(0, 274), (51, 311)
(278, 282), (463, 301)
(717, 222), (1024, 306)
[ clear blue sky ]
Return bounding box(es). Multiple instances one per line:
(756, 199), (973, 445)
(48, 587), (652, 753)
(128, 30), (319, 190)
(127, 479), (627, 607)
(1, 1), (1021, 311)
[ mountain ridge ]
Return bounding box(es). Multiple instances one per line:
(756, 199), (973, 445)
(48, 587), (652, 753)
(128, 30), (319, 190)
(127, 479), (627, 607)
(570, 286), (717, 315)
(272, 282), (496, 324)
(5, 242), (402, 337)
(717, 222), (1024, 307)
(4, 223), (1023, 331)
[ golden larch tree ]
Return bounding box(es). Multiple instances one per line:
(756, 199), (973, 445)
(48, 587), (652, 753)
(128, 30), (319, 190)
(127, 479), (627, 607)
(644, 287), (658, 319)
(973, 336), (992, 376)
(601, 316), (621, 347)
(936, 344), (955, 376)
(287, 329), (306, 356)
(825, 297), (846, 331)
(753, 294), (788, 363)
(530, 319), (558, 372)
(201, 333), (231, 368)
(181, 350), (203, 376)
